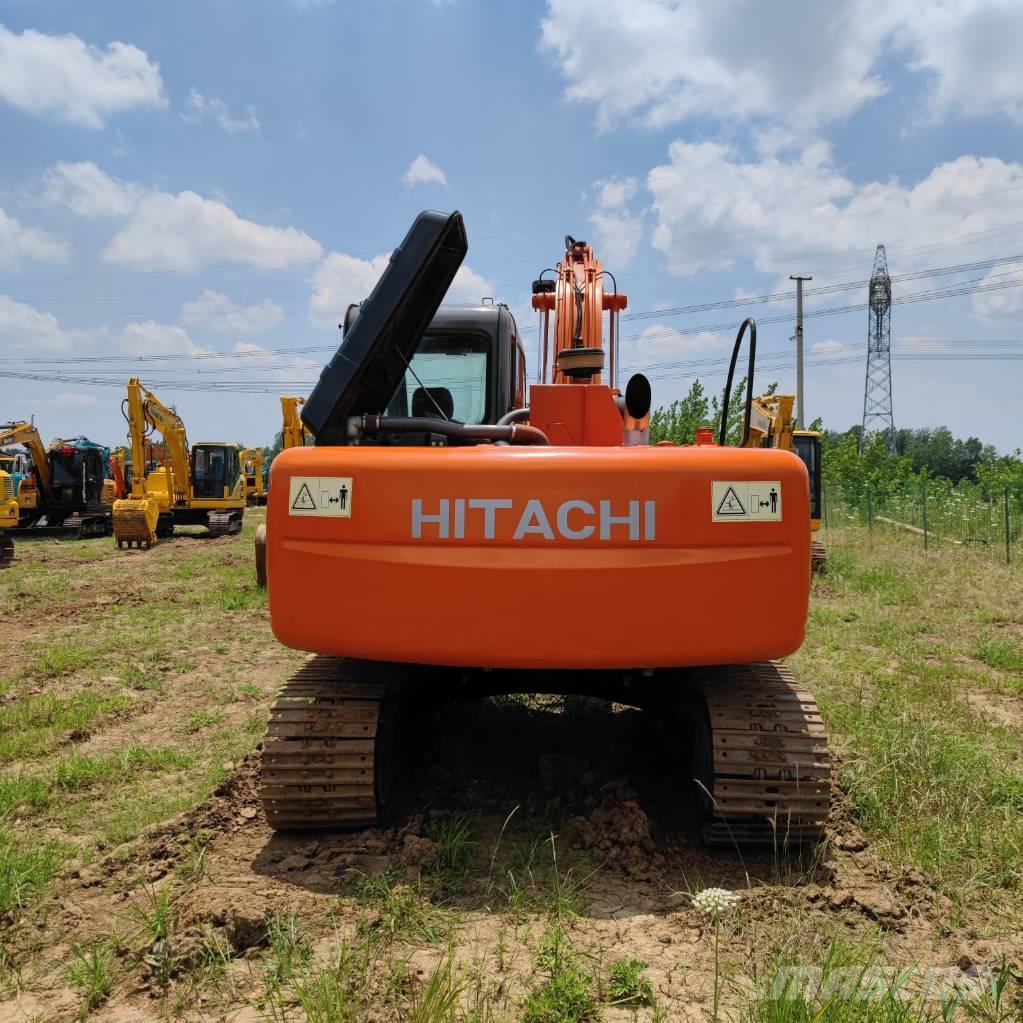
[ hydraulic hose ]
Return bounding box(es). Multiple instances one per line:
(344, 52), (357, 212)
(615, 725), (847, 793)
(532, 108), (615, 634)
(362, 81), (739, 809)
(718, 318), (757, 447)
(496, 408), (530, 426)
(349, 415), (549, 446)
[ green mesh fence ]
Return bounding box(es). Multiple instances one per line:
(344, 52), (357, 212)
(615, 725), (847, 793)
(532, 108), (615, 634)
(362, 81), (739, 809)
(822, 482), (1023, 564)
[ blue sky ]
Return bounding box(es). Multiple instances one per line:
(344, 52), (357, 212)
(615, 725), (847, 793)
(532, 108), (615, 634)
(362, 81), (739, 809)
(1, 0), (1021, 450)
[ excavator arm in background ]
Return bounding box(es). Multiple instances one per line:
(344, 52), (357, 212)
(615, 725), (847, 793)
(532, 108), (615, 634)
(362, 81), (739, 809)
(240, 448), (266, 505)
(113, 377), (189, 547)
(741, 392), (825, 572)
(0, 421), (51, 497)
(281, 396), (308, 450)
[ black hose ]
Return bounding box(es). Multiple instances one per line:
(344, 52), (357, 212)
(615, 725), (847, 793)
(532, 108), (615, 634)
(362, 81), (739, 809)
(718, 318), (757, 447)
(496, 408), (530, 426)
(351, 416), (549, 446)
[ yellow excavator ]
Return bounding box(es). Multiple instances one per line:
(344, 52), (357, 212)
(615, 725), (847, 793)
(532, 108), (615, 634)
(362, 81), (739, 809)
(113, 377), (246, 548)
(240, 448), (267, 506)
(255, 395), (309, 586)
(0, 422), (114, 545)
(0, 465), (16, 567)
(746, 393), (825, 573)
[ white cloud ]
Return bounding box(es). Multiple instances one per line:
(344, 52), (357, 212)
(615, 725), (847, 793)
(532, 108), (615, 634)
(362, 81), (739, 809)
(309, 251), (494, 327)
(901, 1), (1023, 123)
(0, 294), (86, 351)
(183, 88), (260, 134)
(117, 321), (205, 356)
(0, 24), (165, 128)
(403, 155), (448, 187)
(589, 175), (643, 266)
(972, 268), (1023, 319)
(41, 160), (322, 271)
(41, 161), (142, 217)
(182, 290), (284, 333)
(105, 191), (322, 271)
(540, 0), (1023, 133)
(0, 293), (213, 359)
(595, 177), (638, 209)
(540, 0), (897, 132)
(647, 141), (1023, 278)
(812, 339), (849, 355)
(0, 208), (68, 269)
(44, 392), (98, 408)
(626, 323), (726, 372)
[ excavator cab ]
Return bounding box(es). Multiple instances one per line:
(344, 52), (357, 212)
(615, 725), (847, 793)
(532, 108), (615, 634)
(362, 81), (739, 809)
(341, 301), (526, 434)
(191, 444), (241, 500)
(49, 443), (108, 509)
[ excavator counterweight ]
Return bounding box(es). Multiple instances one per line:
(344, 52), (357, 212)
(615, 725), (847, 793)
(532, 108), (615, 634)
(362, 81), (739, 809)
(258, 211), (831, 844)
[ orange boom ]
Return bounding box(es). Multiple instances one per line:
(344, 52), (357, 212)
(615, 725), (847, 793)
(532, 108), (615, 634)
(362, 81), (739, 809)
(259, 211), (830, 843)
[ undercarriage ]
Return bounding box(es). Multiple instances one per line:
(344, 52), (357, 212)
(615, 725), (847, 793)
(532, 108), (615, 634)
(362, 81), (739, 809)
(260, 657), (830, 845)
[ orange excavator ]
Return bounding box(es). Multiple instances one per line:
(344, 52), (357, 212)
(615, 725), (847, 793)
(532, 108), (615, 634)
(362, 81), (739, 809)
(258, 213), (830, 844)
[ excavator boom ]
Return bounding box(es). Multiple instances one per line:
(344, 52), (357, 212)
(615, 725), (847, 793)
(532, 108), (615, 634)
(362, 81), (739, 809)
(0, 421), (51, 495)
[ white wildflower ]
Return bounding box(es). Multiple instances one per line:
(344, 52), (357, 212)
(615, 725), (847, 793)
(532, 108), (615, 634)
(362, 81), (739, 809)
(691, 887), (741, 918)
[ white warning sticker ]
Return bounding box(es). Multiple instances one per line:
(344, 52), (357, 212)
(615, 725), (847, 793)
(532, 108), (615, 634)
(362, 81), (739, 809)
(712, 480), (782, 522)
(288, 476), (353, 518)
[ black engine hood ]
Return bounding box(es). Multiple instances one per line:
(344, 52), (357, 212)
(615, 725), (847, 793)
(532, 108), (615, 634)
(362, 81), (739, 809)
(302, 210), (468, 444)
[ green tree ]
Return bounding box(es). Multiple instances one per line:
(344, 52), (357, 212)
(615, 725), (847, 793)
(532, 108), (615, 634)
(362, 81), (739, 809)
(649, 379), (711, 445)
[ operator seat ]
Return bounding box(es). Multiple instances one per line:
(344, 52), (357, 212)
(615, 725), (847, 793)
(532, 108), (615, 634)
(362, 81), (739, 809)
(411, 386), (454, 420)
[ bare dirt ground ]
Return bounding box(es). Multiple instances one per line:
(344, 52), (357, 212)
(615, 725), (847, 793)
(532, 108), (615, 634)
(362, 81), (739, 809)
(1, 520), (1021, 1021)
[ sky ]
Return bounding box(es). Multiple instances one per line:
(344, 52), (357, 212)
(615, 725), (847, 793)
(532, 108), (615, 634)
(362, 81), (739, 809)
(1, 0), (1022, 452)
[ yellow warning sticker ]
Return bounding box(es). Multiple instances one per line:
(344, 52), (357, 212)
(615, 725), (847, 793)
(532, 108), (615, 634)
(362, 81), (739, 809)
(712, 480), (782, 522)
(288, 476), (353, 518)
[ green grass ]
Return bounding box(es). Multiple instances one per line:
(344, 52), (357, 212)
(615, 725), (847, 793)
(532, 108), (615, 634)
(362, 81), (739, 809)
(607, 957), (654, 1008)
(28, 637), (101, 678)
(794, 529), (1023, 896)
(488, 832), (596, 919)
(354, 873), (451, 945)
(0, 689), (134, 761)
(186, 708), (224, 733)
(0, 747), (195, 821)
(213, 584), (264, 611)
(521, 924), (601, 1023)
(976, 638), (1023, 673)
(0, 823), (66, 916)
(66, 942), (116, 1012)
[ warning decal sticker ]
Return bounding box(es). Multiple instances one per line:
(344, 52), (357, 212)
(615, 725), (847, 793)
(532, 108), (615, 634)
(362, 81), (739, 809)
(288, 476), (354, 518)
(711, 481), (782, 522)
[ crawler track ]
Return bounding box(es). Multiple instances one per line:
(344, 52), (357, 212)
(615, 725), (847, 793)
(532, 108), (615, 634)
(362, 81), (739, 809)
(260, 657), (400, 829)
(260, 658), (830, 844)
(209, 509), (244, 537)
(811, 538), (827, 574)
(0, 535), (13, 568)
(699, 662), (830, 845)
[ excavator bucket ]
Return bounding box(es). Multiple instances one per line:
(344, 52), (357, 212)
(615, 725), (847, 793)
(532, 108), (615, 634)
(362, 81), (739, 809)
(112, 496), (160, 549)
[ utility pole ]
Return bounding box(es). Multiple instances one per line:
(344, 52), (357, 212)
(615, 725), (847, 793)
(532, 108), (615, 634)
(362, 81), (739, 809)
(790, 274), (812, 428)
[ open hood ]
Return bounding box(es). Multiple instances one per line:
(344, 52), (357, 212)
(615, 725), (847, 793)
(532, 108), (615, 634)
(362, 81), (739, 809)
(303, 210), (468, 444)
